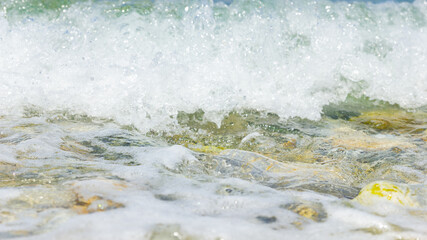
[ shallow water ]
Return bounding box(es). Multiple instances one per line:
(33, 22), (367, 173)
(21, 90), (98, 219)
(0, 105), (426, 239)
(0, 0), (427, 239)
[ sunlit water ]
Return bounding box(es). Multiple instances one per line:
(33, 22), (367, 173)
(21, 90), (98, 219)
(0, 0), (426, 239)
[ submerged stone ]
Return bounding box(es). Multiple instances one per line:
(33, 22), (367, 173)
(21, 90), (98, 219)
(190, 145), (226, 155)
(282, 138), (297, 149)
(350, 110), (426, 134)
(256, 215), (277, 224)
(281, 201), (327, 222)
(322, 107), (361, 120)
(287, 182), (360, 199)
(355, 223), (407, 235)
(215, 185), (246, 196)
(354, 181), (419, 207)
(11, 123), (43, 134)
(73, 195), (124, 214)
(0, 211), (15, 224)
(176, 110), (249, 134)
(97, 134), (156, 147)
(6, 187), (76, 209)
(70, 178), (127, 214)
(154, 194), (179, 201)
(328, 127), (415, 150)
(148, 224), (197, 240)
(207, 149), (356, 198)
(217, 112), (248, 134)
(60, 137), (93, 156)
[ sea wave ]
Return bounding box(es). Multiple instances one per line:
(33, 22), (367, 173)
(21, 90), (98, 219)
(1, 0), (426, 131)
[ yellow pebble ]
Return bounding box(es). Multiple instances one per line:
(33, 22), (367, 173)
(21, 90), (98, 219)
(354, 181), (418, 207)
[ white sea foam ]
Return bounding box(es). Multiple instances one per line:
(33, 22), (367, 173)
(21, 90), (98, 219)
(1, 0), (426, 131)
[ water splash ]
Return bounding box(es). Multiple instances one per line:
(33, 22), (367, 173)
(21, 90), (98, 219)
(0, 0), (426, 131)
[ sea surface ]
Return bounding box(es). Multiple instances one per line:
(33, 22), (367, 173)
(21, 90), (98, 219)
(0, 0), (426, 239)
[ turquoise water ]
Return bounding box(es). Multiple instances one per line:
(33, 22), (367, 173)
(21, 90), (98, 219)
(0, 0), (426, 239)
